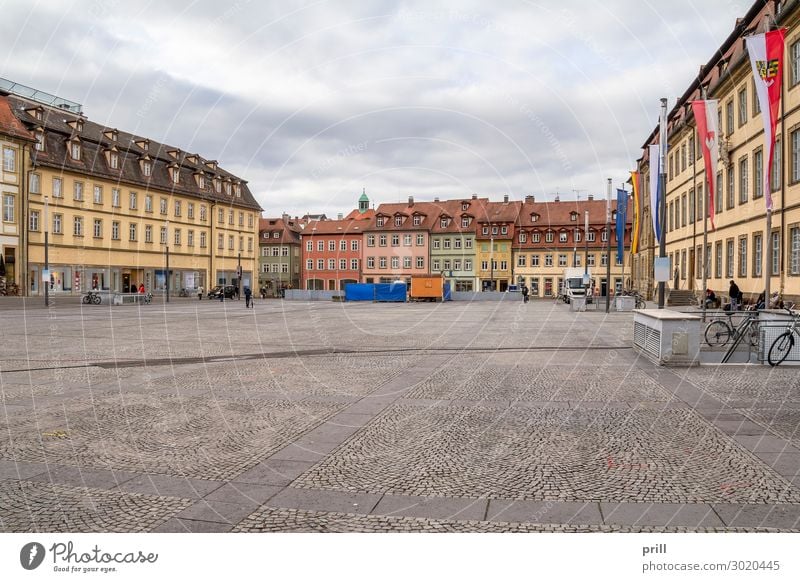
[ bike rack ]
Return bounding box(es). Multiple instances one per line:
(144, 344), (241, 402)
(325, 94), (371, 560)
(721, 316), (758, 364)
(756, 320), (800, 364)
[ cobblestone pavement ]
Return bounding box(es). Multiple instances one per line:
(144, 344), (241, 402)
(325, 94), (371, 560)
(0, 298), (798, 532)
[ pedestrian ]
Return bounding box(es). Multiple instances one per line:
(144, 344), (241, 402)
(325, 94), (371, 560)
(729, 280), (742, 311)
(197, 285), (203, 300)
(521, 283), (529, 303)
(705, 288), (717, 309)
(244, 286), (252, 308)
(219, 287), (224, 302)
(138, 283), (145, 294)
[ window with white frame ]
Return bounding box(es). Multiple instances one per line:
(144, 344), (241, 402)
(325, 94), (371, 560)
(94, 219), (102, 238)
(73, 181), (83, 201)
(52, 177), (62, 198)
(416, 257), (424, 269)
(416, 234), (424, 246)
(28, 209), (39, 231)
(367, 257), (375, 269)
(29, 173), (41, 194)
(329, 240), (336, 251)
(329, 259), (336, 270)
(2, 194), (14, 223)
(376, 217), (384, 227)
(367, 235), (375, 247)
(129, 223), (137, 241)
(403, 234), (411, 246)
(145, 224), (152, 243)
(161, 226), (167, 244)
(351, 259), (358, 270)
(559, 231), (568, 243)
(307, 259), (314, 270)
(73, 216), (83, 236)
(352, 240), (359, 251)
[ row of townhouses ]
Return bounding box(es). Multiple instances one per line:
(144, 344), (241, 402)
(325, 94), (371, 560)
(633, 0), (800, 304)
(261, 193), (633, 298)
(0, 79), (261, 297)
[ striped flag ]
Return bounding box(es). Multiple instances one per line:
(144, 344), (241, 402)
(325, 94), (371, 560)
(630, 171), (641, 254)
(746, 29), (786, 211)
(691, 100), (719, 230)
(616, 189), (628, 265)
(648, 144), (661, 242)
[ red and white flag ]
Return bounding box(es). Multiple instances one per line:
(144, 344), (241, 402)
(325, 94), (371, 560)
(746, 29), (786, 211)
(691, 100), (719, 230)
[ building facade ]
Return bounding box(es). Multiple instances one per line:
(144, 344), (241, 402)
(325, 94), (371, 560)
(301, 218), (364, 290)
(635, 0), (800, 304)
(475, 197), (520, 291)
(361, 198), (432, 284)
(513, 197), (632, 298)
(4, 82), (261, 296)
(0, 94), (35, 295)
(259, 216), (301, 295)
(429, 197), (483, 292)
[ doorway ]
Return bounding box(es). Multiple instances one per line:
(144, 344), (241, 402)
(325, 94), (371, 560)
(688, 249), (695, 291)
(122, 272), (131, 293)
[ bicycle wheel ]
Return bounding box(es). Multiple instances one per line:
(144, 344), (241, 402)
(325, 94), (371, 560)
(705, 321), (732, 347)
(768, 332), (794, 366)
(82, 295), (90, 304)
(92, 294), (101, 305)
(635, 298), (646, 309)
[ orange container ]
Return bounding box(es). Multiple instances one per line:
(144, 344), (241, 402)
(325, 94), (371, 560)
(410, 275), (444, 300)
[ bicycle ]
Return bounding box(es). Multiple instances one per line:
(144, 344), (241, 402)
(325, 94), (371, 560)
(82, 291), (102, 305)
(704, 310), (759, 347)
(620, 289), (647, 309)
(767, 307), (799, 367)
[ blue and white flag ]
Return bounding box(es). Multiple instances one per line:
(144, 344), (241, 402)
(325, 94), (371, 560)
(616, 189), (628, 265)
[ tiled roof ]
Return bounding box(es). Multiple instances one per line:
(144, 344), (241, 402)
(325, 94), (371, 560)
(9, 94), (261, 211)
(303, 218), (369, 235)
(259, 217), (302, 244)
(516, 199), (632, 228)
(0, 94), (35, 141)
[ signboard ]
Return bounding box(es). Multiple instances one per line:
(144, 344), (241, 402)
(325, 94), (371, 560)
(74, 272), (81, 293)
(582, 273), (591, 285)
(41, 269), (50, 282)
(654, 257), (670, 282)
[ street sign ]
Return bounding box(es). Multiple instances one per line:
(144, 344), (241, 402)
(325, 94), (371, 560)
(654, 257), (670, 282)
(41, 269), (50, 282)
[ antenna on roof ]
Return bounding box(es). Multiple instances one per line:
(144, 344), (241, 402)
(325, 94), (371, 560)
(572, 189), (586, 200)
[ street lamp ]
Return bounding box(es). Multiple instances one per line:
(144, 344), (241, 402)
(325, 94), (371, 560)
(164, 220), (169, 303)
(237, 252), (242, 299)
(44, 196), (49, 307)
(584, 210), (589, 298)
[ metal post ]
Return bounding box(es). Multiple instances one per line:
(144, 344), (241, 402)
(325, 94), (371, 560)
(237, 252), (242, 299)
(657, 97), (668, 309)
(584, 210), (589, 297)
(605, 178), (611, 313)
(165, 246), (170, 303)
(489, 236), (494, 291)
(765, 209), (772, 306)
(701, 182), (709, 322)
(44, 196), (49, 307)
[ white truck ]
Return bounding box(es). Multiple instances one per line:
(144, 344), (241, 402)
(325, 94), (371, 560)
(561, 268), (591, 304)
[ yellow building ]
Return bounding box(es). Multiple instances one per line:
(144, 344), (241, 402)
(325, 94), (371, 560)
(0, 93), (36, 294)
(636, 1), (800, 305)
(3, 82), (260, 297)
(475, 198), (520, 291)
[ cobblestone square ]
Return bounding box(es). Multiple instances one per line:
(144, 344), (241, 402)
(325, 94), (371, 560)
(0, 299), (798, 532)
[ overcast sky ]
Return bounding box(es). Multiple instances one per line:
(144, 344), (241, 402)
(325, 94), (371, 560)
(1, 0), (744, 217)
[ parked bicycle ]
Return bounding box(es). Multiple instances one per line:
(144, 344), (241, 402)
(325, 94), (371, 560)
(620, 289), (646, 309)
(767, 307), (799, 366)
(178, 288), (189, 297)
(82, 290), (102, 305)
(704, 310), (759, 347)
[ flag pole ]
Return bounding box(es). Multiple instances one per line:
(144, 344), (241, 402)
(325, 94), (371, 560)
(657, 98), (668, 309)
(620, 183), (627, 293)
(606, 178), (612, 314)
(699, 89), (709, 323)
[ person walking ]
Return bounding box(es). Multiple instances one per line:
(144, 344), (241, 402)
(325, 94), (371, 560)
(197, 285), (203, 300)
(729, 280), (742, 311)
(138, 283), (145, 294)
(244, 286), (252, 308)
(521, 283), (529, 303)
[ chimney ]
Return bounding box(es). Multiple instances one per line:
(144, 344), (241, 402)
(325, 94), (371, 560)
(524, 195), (534, 203)
(503, 194), (509, 203)
(282, 212), (289, 222)
(588, 194), (594, 201)
(408, 196), (414, 206)
(554, 194), (560, 202)
(472, 193), (478, 200)
(337, 213), (343, 220)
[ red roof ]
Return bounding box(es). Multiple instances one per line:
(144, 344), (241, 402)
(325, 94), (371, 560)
(0, 95), (35, 141)
(303, 218), (369, 235)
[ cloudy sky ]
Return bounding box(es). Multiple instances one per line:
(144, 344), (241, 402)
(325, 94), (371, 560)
(1, 0), (744, 216)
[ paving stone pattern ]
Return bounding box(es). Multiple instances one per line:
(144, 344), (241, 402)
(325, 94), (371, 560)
(0, 299), (798, 532)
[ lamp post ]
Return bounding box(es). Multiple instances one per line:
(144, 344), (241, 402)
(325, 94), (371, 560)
(657, 97), (668, 309)
(164, 220), (170, 303)
(237, 252), (242, 299)
(489, 234), (494, 291)
(44, 196), (49, 307)
(584, 210), (589, 297)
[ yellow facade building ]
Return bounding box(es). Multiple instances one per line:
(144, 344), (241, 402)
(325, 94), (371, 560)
(2, 82), (260, 297)
(635, 0), (800, 305)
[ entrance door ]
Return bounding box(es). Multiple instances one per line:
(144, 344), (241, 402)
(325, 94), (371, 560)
(122, 273), (131, 293)
(600, 278), (608, 297)
(688, 249), (695, 291)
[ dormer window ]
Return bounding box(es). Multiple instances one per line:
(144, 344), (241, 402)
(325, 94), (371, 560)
(214, 178), (221, 193)
(559, 231), (568, 243)
(70, 141), (81, 160)
(167, 149), (181, 159)
(225, 182), (232, 195)
(142, 160), (152, 176)
(412, 215), (421, 226)
(234, 183), (241, 197)
(440, 218), (448, 228)
(395, 216), (403, 226)
(482, 226), (489, 235)
(169, 166), (180, 184)
(501, 226), (508, 235)
(26, 107), (44, 121)
(612, 210), (617, 221)
(462, 203), (469, 211)
(186, 154), (199, 164)
(34, 130), (45, 152)
(376, 217), (385, 227)
(134, 138), (150, 150)
(570, 212), (578, 221)
(492, 226), (498, 235)
(104, 129), (118, 142)
(531, 213), (540, 222)
(461, 217), (470, 228)
(196, 173), (205, 189)
(519, 232), (527, 243)
(67, 118), (84, 132)
(109, 151), (119, 169)
(205, 160), (218, 171)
